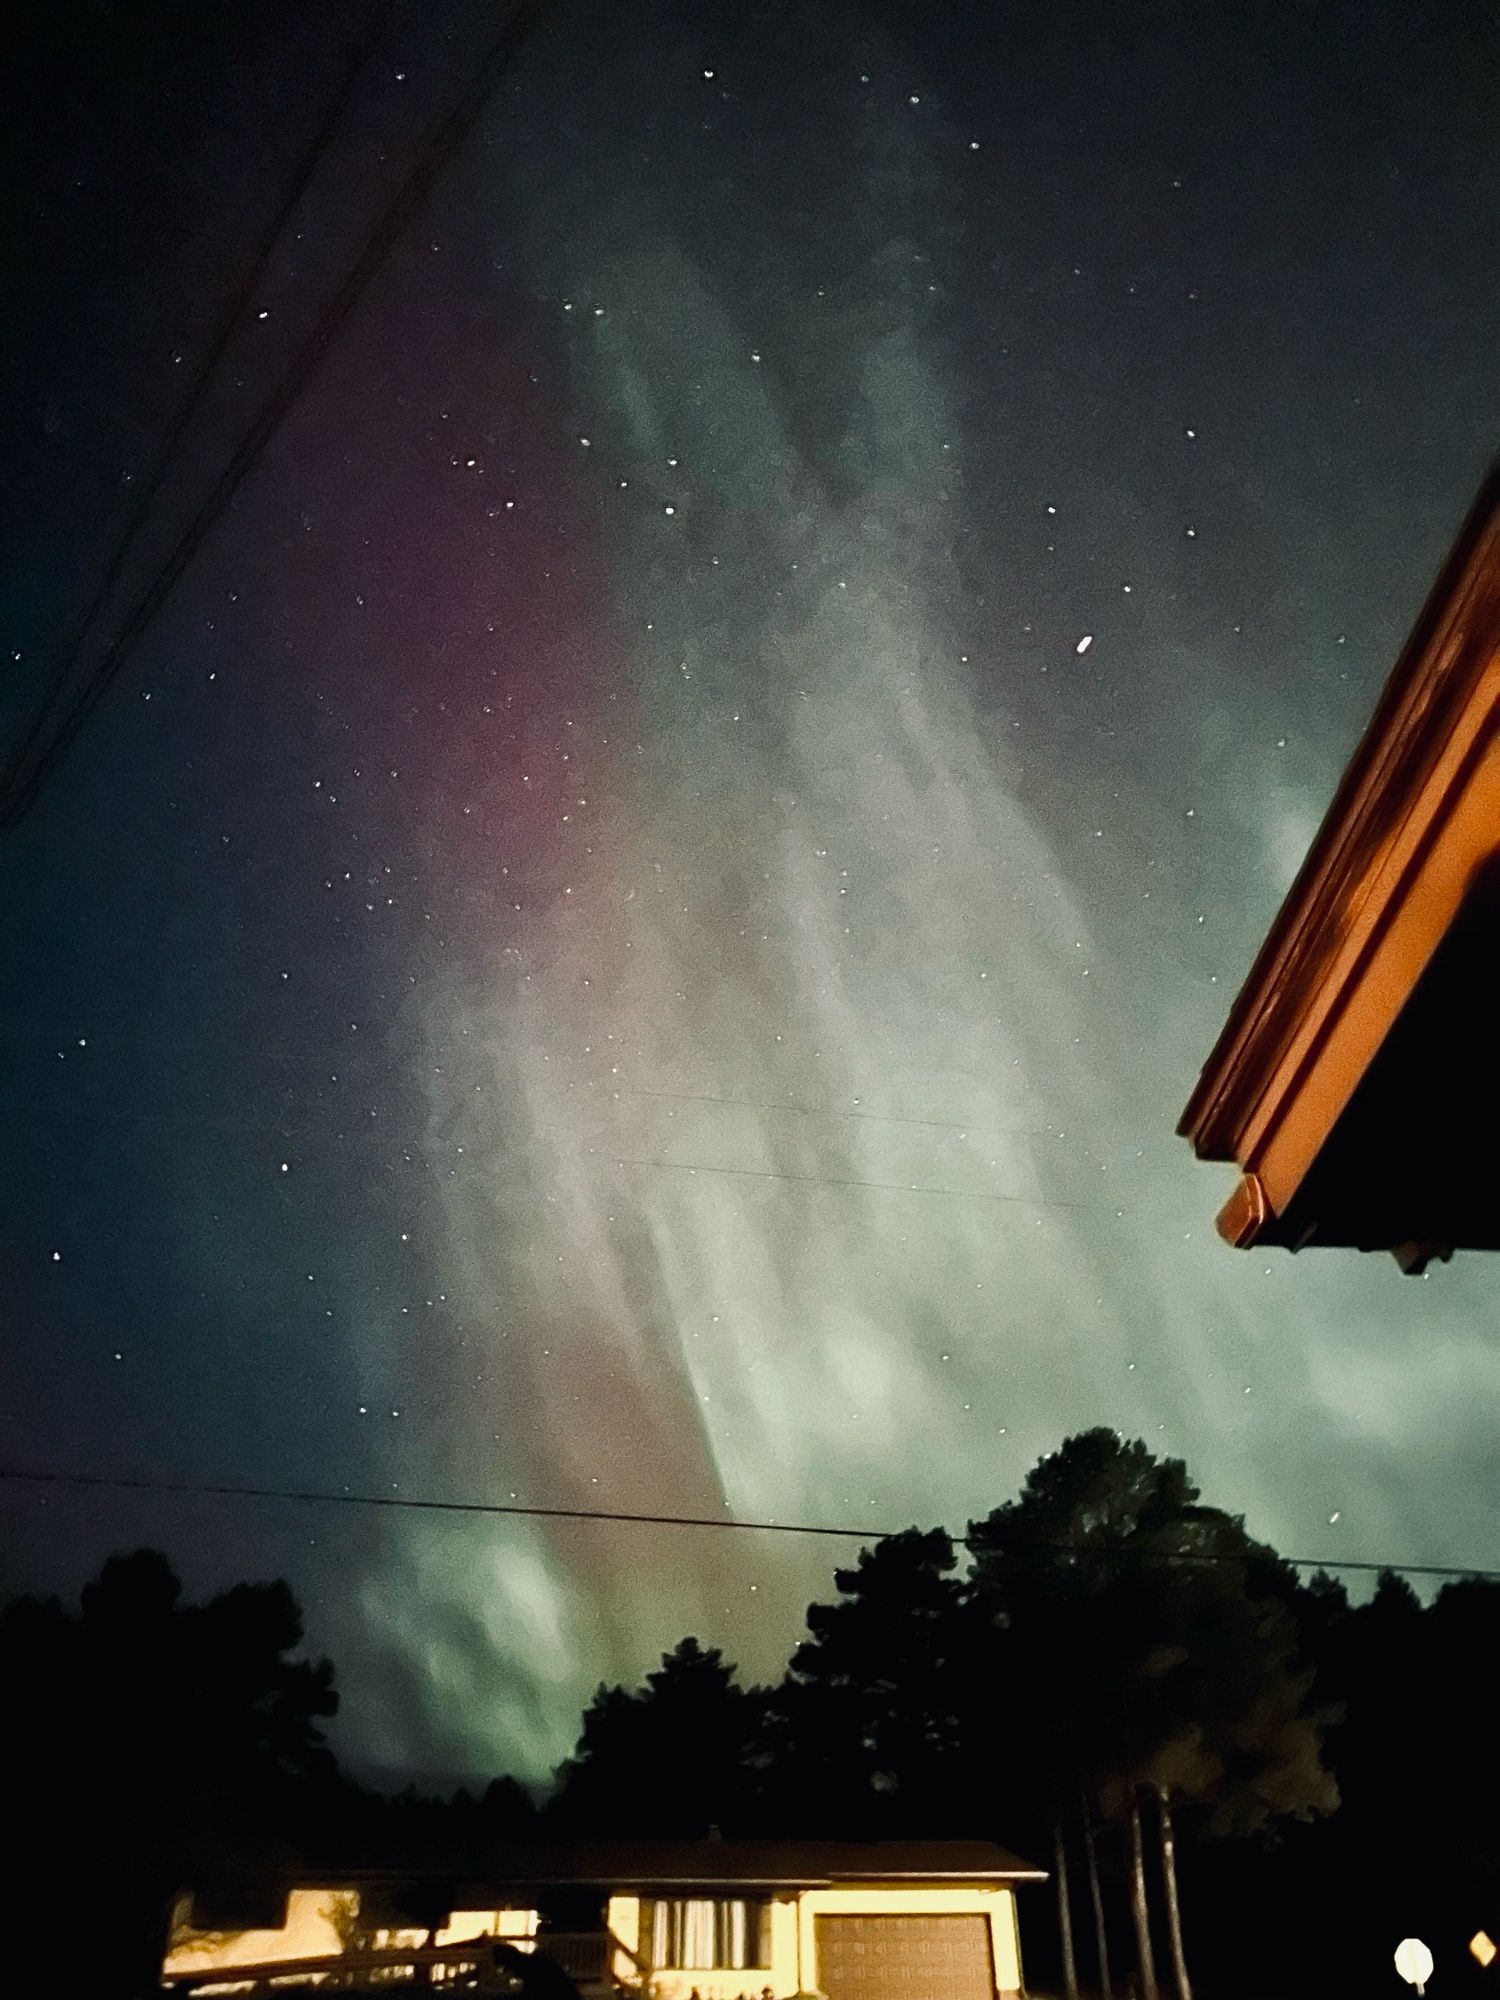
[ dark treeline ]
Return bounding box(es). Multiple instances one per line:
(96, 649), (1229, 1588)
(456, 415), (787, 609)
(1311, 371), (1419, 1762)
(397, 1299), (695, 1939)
(6, 1431), (1498, 1998)
(548, 1432), (1500, 1999)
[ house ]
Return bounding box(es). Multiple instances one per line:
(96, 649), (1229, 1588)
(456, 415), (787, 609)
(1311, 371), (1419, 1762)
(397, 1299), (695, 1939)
(161, 1838), (1045, 2000)
(1178, 464), (1500, 1272)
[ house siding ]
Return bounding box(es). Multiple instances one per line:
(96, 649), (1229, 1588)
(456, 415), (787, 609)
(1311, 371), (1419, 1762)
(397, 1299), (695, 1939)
(618, 1882), (1022, 2000)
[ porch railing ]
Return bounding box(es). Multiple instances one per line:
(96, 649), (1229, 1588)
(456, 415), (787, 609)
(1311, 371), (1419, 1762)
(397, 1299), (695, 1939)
(160, 1927), (645, 1993)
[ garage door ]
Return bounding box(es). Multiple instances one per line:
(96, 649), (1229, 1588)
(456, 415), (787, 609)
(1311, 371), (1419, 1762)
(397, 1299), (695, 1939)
(815, 1915), (995, 2000)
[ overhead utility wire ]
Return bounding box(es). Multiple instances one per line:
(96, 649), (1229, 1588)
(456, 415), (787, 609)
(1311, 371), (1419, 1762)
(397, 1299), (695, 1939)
(4, 1466), (1495, 1584)
(0, 1025), (1071, 1140)
(2, 1105), (1132, 1212)
(0, 0), (405, 806)
(608, 1154), (1113, 1213)
(0, 0), (553, 830)
(616, 1086), (1053, 1141)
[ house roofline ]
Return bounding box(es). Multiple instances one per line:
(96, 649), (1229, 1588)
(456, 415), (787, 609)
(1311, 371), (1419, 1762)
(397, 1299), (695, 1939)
(187, 1840), (1049, 1902)
(278, 1866), (1050, 1889)
(1178, 460), (1500, 1181)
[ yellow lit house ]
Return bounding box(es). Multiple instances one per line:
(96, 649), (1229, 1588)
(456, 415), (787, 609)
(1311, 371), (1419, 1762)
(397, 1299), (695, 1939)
(163, 1839), (1044, 2000)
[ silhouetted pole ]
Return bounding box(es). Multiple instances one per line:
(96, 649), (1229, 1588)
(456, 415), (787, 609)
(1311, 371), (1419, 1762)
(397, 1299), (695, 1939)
(1082, 1790), (1114, 2000)
(1126, 1790), (1160, 2000)
(1053, 1817), (1080, 2000)
(1155, 1783), (1193, 2000)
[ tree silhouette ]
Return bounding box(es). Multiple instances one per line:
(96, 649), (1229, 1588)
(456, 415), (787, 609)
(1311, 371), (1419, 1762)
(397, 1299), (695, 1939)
(969, 1431), (1338, 2000)
(2, 1549), (338, 1998)
(764, 1527), (995, 1836)
(967, 1432), (1191, 1998)
(551, 1637), (764, 1835)
(1293, 1565), (1500, 1998)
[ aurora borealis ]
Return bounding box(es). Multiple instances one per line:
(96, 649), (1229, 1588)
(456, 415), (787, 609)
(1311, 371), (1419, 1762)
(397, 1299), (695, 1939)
(5, 0), (1499, 1787)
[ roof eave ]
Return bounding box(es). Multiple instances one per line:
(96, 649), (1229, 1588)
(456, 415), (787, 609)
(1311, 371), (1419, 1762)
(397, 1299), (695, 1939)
(1178, 462), (1500, 1188)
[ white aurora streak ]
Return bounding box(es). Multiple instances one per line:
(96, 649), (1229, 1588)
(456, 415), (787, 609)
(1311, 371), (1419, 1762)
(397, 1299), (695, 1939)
(347, 12), (1500, 1784)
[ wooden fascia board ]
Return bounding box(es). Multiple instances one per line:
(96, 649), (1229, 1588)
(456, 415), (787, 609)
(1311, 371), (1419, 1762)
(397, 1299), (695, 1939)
(1246, 696), (1500, 1215)
(1179, 466), (1500, 1177)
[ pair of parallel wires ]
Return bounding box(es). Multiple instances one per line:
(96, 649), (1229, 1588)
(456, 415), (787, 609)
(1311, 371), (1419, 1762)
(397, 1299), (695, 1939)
(2, 0), (550, 828)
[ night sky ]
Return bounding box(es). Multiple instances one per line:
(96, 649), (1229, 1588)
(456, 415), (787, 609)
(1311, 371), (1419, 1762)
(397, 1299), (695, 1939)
(5, 0), (1498, 1789)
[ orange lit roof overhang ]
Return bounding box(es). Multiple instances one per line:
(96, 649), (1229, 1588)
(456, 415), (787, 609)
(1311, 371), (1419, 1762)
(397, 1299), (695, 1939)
(1179, 465), (1500, 1273)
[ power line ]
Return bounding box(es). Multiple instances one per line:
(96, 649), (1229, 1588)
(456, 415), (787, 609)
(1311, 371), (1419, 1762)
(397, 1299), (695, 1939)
(2, 1027), (1070, 1141)
(0, 0), (553, 829)
(6, 1101), (1125, 1206)
(1, 1466), (863, 1542)
(1, 0), (405, 804)
(4, 1465), (1495, 1583)
(4, 1096), (1130, 1212)
(608, 1154), (1117, 1213)
(616, 1085), (1051, 1141)
(5, 1047), (1130, 1213)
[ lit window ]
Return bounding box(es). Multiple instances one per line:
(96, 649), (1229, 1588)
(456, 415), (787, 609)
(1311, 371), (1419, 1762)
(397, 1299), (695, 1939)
(642, 1898), (771, 1970)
